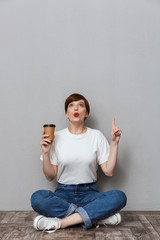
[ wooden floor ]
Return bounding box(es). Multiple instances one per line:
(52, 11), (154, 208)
(0, 211), (160, 240)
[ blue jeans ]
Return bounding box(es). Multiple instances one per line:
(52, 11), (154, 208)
(31, 183), (127, 229)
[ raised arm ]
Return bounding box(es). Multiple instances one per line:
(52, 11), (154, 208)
(100, 117), (122, 177)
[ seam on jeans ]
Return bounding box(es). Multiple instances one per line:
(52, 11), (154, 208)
(82, 192), (106, 208)
(49, 192), (71, 204)
(55, 185), (66, 192)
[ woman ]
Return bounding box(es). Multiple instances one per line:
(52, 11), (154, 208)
(31, 93), (127, 232)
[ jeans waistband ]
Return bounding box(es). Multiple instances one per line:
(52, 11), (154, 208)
(58, 182), (96, 187)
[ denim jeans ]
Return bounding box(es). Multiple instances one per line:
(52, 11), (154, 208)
(31, 182), (127, 229)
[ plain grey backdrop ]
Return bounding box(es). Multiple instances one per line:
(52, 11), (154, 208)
(0, 0), (160, 210)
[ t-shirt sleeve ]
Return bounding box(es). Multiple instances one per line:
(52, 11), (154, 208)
(40, 141), (58, 165)
(97, 131), (110, 165)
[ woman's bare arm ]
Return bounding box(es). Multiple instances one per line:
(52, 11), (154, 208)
(43, 152), (58, 181)
(40, 132), (58, 181)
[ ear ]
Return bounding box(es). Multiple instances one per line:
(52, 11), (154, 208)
(85, 112), (89, 119)
(66, 113), (69, 119)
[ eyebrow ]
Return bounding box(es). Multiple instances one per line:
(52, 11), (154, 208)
(70, 101), (85, 104)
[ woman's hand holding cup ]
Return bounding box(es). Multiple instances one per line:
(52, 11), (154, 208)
(40, 124), (56, 154)
(40, 131), (54, 154)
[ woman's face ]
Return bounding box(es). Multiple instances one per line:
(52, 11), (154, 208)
(66, 99), (88, 123)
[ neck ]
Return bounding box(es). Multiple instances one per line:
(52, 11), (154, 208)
(68, 123), (87, 135)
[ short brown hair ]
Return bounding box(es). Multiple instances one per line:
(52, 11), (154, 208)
(65, 93), (90, 117)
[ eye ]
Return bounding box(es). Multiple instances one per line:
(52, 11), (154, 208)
(69, 103), (73, 107)
(79, 103), (84, 107)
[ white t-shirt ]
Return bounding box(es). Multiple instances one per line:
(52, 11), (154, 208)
(40, 127), (110, 184)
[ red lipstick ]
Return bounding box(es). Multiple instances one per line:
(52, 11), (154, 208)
(74, 112), (79, 117)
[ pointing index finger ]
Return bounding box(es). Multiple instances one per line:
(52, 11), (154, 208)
(112, 117), (115, 128)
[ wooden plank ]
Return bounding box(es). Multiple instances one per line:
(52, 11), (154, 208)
(0, 211), (37, 224)
(139, 215), (160, 240)
(130, 226), (151, 240)
(0, 212), (7, 222)
(0, 224), (41, 240)
(39, 229), (95, 240)
(0, 211), (160, 239)
(95, 231), (105, 240)
(146, 216), (160, 237)
(0, 211), (15, 223)
(103, 229), (134, 240)
(121, 214), (143, 227)
(123, 211), (160, 216)
(0, 224), (11, 240)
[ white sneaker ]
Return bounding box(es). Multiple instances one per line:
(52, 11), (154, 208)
(33, 215), (61, 233)
(96, 213), (121, 227)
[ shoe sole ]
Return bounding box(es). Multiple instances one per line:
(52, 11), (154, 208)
(115, 213), (121, 225)
(33, 215), (44, 230)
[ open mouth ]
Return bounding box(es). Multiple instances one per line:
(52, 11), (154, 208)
(73, 112), (79, 117)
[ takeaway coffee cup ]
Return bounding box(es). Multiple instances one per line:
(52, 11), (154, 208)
(43, 124), (56, 141)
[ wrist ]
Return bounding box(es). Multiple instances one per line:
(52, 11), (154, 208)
(43, 151), (50, 157)
(110, 140), (118, 147)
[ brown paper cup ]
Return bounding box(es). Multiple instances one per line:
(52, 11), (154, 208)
(43, 124), (56, 141)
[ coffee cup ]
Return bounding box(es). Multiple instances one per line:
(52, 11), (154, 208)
(43, 124), (56, 141)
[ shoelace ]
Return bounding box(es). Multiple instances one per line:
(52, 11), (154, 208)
(95, 224), (108, 228)
(43, 225), (57, 233)
(41, 217), (60, 233)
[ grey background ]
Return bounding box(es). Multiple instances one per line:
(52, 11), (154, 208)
(0, 0), (160, 210)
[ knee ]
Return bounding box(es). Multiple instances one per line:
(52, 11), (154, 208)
(106, 190), (127, 209)
(115, 190), (127, 208)
(31, 190), (40, 210)
(30, 190), (47, 211)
